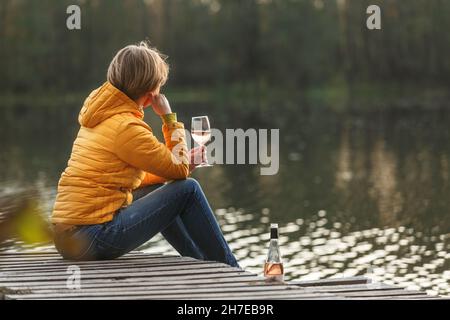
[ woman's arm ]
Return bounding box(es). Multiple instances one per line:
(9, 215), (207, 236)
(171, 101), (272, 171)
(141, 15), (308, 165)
(139, 144), (207, 187)
(114, 116), (189, 180)
(140, 172), (167, 186)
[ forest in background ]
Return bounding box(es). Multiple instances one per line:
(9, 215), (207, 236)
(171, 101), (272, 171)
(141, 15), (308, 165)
(0, 0), (450, 110)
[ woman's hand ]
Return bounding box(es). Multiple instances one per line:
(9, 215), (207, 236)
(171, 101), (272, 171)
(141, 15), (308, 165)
(189, 146), (207, 172)
(149, 94), (172, 115)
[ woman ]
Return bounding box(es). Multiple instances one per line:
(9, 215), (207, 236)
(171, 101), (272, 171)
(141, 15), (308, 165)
(51, 41), (239, 268)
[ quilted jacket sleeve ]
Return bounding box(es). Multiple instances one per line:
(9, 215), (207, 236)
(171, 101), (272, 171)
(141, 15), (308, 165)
(114, 117), (189, 180)
(140, 172), (167, 186)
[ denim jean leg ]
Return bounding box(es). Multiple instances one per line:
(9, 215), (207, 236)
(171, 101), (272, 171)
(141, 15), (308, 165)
(176, 179), (240, 268)
(133, 184), (205, 259)
(161, 216), (205, 260)
(89, 179), (238, 267)
(132, 184), (164, 201)
(93, 182), (191, 256)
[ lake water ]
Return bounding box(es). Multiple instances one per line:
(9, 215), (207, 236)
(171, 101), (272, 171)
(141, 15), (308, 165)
(0, 101), (449, 296)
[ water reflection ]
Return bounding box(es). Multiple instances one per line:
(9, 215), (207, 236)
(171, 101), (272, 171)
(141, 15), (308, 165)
(369, 139), (403, 225)
(0, 104), (449, 296)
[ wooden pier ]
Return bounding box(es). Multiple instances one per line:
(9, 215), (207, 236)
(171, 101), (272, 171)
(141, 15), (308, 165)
(0, 251), (445, 300)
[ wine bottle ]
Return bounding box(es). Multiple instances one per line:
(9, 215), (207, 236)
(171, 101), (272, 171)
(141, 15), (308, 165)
(263, 223), (284, 282)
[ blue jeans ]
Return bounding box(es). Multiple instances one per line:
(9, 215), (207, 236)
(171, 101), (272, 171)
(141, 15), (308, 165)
(54, 178), (239, 268)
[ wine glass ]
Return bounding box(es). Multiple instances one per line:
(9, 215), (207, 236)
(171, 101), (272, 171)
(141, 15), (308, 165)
(191, 116), (213, 167)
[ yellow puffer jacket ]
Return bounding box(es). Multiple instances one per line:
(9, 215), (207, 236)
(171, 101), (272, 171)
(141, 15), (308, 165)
(52, 82), (189, 225)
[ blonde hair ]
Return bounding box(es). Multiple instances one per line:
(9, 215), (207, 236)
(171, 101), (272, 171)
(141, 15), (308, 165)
(107, 41), (169, 100)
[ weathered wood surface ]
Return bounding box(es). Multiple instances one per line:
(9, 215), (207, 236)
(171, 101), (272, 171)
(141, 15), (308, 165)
(0, 251), (445, 300)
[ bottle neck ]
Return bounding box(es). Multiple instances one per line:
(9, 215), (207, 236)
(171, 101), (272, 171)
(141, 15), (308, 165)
(270, 228), (278, 239)
(267, 238), (281, 263)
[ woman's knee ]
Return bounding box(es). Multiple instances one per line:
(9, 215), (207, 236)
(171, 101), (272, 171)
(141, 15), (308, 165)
(185, 177), (201, 189)
(171, 177), (201, 192)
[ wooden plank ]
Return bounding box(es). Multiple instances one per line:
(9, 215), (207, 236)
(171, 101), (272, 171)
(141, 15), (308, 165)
(0, 258), (184, 267)
(8, 284), (300, 297)
(0, 251), (164, 259)
(1, 274), (261, 288)
(1, 252), (62, 256)
(9, 294), (342, 300)
(340, 289), (426, 298)
(393, 296), (448, 300)
(1, 251), (442, 300)
(0, 252), (164, 259)
(0, 262), (204, 272)
(294, 283), (401, 293)
(7, 289), (340, 300)
(0, 269), (249, 284)
(0, 267), (252, 283)
(1, 261), (235, 276)
(358, 295), (436, 300)
(2, 280), (399, 295)
(0, 257), (196, 269)
(5, 282), (422, 300)
(0, 256), (196, 265)
(0, 254), (178, 264)
(0, 277), (436, 296)
(4, 279), (271, 292)
(0, 251), (145, 257)
(2, 251), (144, 256)
(327, 296), (399, 300)
(1, 272), (259, 287)
(292, 276), (369, 287)
(1, 266), (246, 280)
(282, 296), (349, 300)
(1, 277), (260, 291)
(0, 258), (211, 272)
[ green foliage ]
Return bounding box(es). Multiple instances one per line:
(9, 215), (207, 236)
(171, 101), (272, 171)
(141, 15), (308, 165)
(0, 192), (53, 247)
(0, 0), (449, 96)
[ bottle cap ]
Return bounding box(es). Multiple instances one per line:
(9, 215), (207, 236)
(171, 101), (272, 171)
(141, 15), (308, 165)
(270, 223), (278, 239)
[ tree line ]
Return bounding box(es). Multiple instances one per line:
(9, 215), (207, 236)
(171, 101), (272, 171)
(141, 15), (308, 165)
(0, 0), (449, 95)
